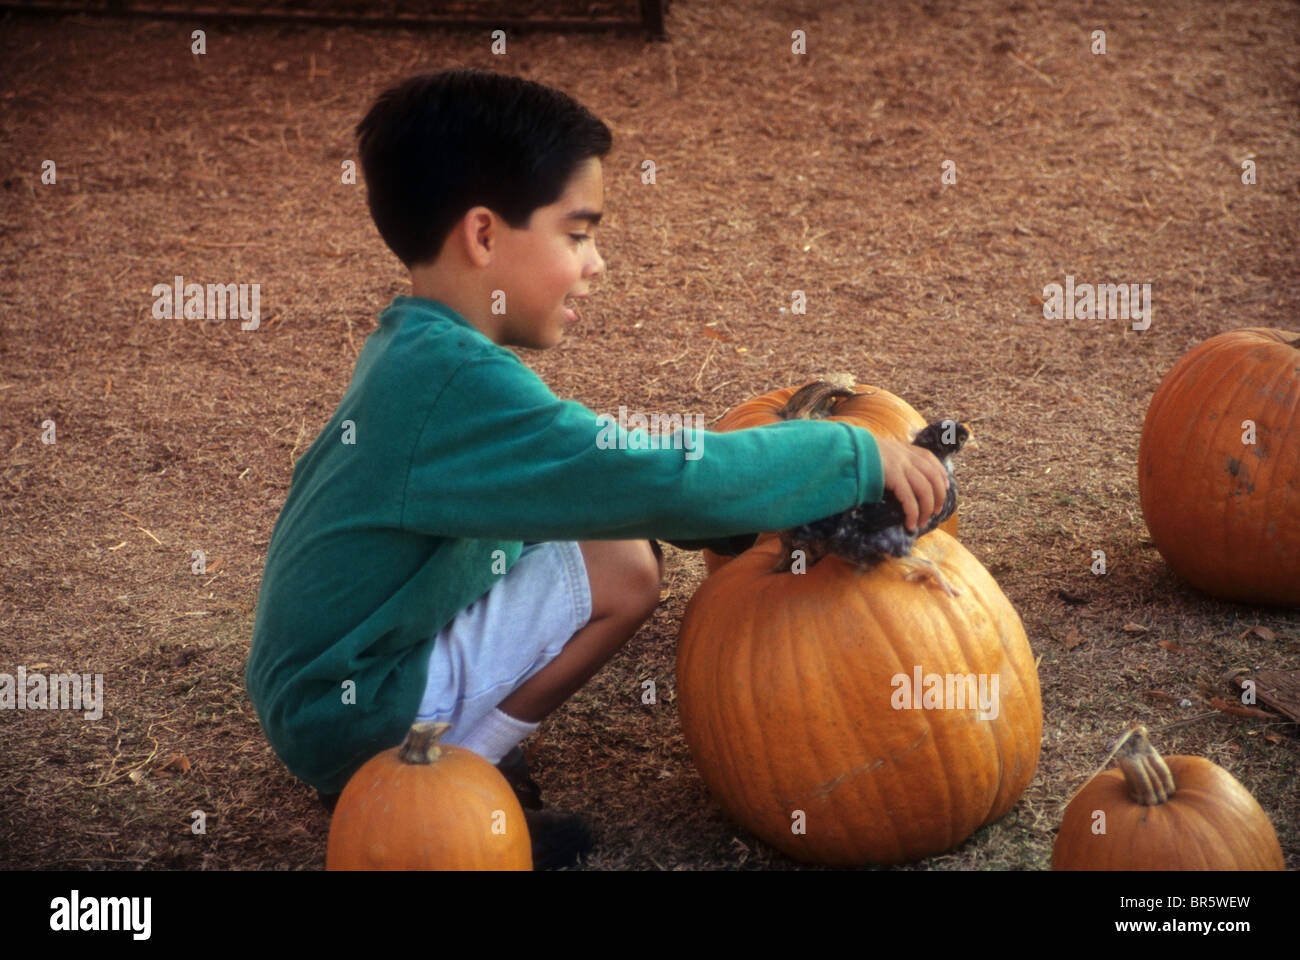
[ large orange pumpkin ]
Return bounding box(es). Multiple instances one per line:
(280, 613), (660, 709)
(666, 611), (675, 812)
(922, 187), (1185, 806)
(1052, 725), (1284, 870)
(1138, 328), (1300, 605)
(676, 530), (1041, 866)
(326, 722), (532, 870)
(701, 376), (959, 575)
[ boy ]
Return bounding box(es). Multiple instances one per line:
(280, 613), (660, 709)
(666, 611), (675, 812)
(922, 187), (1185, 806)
(244, 69), (950, 869)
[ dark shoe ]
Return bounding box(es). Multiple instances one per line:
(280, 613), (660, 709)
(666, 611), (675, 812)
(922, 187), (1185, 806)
(496, 746), (544, 811)
(524, 808), (593, 870)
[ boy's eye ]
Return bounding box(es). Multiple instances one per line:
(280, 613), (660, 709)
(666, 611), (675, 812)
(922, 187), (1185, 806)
(570, 234), (591, 244)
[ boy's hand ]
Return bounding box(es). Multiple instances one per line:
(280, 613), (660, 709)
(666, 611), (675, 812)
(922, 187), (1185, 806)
(873, 436), (950, 534)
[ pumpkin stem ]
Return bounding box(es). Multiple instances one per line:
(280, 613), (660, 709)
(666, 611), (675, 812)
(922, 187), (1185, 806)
(397, 721), (452, 765)
(1111, 725), (1177, 806)
(778, 374), (862, 420)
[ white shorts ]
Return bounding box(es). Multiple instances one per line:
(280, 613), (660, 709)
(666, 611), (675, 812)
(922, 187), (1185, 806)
(415, 540), (592, 743)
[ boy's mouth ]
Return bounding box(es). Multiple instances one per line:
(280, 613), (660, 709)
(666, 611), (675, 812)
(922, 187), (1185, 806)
(563, 303), (578, 323)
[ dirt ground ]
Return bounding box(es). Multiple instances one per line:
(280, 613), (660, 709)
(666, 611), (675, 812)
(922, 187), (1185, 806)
(1, 0), (1297, 873)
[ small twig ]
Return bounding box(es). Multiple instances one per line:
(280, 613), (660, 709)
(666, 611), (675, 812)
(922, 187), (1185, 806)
(77, 733), (159, 788)
(1146, 712), (1219, 732)
(287, 417), (307, 465)
(692, 341), (718, 390)
(801, 228), (836, 251)
(118, 511), (163, 545)
(1008, 52), (1055, 87)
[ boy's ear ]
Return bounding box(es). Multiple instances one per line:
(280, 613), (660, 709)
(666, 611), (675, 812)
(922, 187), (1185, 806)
(461, 206), (498, 267)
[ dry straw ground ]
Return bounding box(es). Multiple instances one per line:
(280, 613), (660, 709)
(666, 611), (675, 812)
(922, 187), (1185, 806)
(0, 0), (1297, 871)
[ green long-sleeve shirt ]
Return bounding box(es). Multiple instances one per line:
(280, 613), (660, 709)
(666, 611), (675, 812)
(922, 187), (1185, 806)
(245, 295), (884, 794)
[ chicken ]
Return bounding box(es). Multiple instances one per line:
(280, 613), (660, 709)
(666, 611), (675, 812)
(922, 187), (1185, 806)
(664, 376), (974, 598)
(774, 419), (974, 595)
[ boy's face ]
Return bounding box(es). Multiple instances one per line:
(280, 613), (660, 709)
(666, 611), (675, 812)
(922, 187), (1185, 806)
(493, 156), (605, 350)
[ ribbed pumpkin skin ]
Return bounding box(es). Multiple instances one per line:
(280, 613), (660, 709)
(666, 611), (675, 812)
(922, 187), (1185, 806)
(1052, 756), (1284, 870)
(1138, 328), (1300, 605)
(326, 743), (532, 870)
(678, 531), (1041, 866)
(702, 383), (958, 574)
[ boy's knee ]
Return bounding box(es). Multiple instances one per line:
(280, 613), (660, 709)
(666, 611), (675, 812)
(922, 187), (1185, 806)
(580, 539), (662, 622)
(615, 541), (662, 621)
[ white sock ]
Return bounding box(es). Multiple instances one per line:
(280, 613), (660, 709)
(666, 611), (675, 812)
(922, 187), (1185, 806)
(453, 707), (539, 765)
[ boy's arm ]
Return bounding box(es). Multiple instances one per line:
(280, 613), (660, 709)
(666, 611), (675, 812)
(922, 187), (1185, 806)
(663, 435), (951, 552)
(401, 352), (884, 542)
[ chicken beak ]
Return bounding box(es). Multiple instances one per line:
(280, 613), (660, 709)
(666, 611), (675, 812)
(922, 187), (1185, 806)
(964, 430), (979, 451)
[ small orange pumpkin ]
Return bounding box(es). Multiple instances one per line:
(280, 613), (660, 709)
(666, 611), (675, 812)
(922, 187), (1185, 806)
(326, 722), (532, 870)
(1138, 328), (1300, 605)
(1051, 725), (1284, 871)
(701, 376), (958, 574)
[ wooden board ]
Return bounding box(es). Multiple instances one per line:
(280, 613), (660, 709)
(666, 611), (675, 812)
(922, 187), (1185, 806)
(1232, 670), (1300, 725)
(0, 0), (670, 38)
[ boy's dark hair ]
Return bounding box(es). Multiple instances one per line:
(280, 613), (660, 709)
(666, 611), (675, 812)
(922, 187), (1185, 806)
(355, 69), (613, 269)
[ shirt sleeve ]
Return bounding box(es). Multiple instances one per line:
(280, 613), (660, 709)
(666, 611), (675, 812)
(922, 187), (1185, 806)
(400, 351), (884, 541)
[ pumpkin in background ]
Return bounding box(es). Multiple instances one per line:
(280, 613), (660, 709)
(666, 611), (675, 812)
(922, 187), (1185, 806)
(677, 529), (1041, 866)
(701, 375), (959, 575)
(1052, 725), (1283, 870)
(327, 722), (532, 870)
(1138, 328), (1300, 605)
